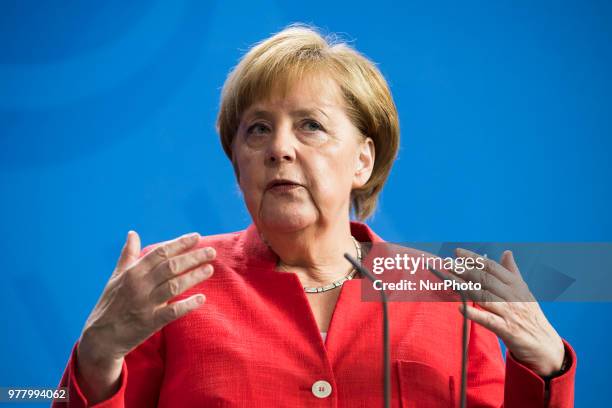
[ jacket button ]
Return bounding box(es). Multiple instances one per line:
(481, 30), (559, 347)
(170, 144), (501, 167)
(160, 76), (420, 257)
(311, 380), (332, 398)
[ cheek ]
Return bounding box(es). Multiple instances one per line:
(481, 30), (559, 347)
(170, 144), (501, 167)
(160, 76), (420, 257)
(306, 150), (354, 198)
(235, 150), (262, 196)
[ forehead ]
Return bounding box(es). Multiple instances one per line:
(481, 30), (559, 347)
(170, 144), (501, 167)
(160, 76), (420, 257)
(241, 72), (346, 119)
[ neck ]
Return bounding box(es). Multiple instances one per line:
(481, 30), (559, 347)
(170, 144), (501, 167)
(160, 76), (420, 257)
(260, 219), (359, 287)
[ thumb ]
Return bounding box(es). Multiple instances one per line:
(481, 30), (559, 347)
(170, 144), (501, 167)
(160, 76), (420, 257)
(115, 230), (142, 273)
(500, 250), (521, 276)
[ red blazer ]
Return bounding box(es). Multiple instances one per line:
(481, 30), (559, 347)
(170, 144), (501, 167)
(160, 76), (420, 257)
(55, 222), (576, 407)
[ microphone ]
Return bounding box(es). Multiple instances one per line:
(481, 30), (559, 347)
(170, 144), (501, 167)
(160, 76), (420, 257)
(344, 253), (390, 408)
(427, 267), (468, 408)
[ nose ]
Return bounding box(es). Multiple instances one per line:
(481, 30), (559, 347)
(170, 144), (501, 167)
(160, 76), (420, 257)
(265, 123), (296, 166)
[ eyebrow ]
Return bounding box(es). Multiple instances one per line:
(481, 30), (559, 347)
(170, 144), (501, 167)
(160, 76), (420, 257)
(292, 108), (330, 119)
(243, 107), (331, 121)
(242, 110), (274, 123)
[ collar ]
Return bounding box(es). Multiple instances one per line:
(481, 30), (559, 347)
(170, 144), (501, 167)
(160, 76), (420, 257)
(236, 221), (385, 276)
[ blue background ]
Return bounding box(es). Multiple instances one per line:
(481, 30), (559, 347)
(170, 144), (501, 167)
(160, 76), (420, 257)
(1, 0), (610, 405)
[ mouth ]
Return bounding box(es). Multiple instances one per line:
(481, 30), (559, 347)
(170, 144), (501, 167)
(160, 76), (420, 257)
(265, 179), (303, 193)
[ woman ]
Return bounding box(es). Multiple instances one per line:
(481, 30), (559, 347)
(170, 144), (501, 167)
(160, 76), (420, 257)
(55, 25), (575, 407)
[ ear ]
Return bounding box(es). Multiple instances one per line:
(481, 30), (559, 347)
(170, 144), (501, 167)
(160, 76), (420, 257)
(352, 137), (375, 189)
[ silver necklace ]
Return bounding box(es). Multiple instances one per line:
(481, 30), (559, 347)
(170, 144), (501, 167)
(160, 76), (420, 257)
(303, 236), (362, 294)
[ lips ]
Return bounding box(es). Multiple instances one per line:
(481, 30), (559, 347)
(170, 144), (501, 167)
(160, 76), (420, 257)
(265, 179), (302, 191)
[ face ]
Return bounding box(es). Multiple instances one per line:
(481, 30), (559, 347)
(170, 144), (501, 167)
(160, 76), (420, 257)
(232, 74), (375, 234)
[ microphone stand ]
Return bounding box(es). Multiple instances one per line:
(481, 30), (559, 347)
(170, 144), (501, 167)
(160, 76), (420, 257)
(427, 267), (468, 408)
(344, 253), (390, 408)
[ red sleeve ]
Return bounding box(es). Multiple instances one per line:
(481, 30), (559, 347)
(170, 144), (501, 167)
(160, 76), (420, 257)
(504, 338), (576, 407)
(52, 331), (164, 408)
(52, 341), (128, 408)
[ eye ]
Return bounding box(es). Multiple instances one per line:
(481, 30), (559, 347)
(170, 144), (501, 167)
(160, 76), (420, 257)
(300, 120), (323, 132)
(246, 122), (271, 135)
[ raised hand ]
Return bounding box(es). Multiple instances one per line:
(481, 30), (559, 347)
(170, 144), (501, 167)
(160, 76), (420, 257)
(451, 248), (565, 377)
(76, 231), (215, 402)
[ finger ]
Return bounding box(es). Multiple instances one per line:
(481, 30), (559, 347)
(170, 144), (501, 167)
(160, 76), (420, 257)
(456, 264), (532, 303)
(448, 261), (509, 301)
(473, 299), (507, 316)
(458, 278), (505, 303)
(501, 250), (522, 277)
(153, 293), (206, 328)
(138, 233), (200, 272)
(149, 264), (214, 304)
(430, 268), (504, 303)
(149, 246), (216, 287)
(455, 248), (516, 285)
(461, 304), (508, 337)
(115, 230), (142, 273)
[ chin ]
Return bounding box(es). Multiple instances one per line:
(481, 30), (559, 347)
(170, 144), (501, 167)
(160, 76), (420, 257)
(258, 206), (317, 233)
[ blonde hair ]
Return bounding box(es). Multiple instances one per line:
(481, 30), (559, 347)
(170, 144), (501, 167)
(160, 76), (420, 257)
(216, 24), (400, 220)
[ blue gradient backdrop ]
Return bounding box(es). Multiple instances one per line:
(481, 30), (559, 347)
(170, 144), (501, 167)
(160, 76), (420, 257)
(1, 1), (610, 405)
